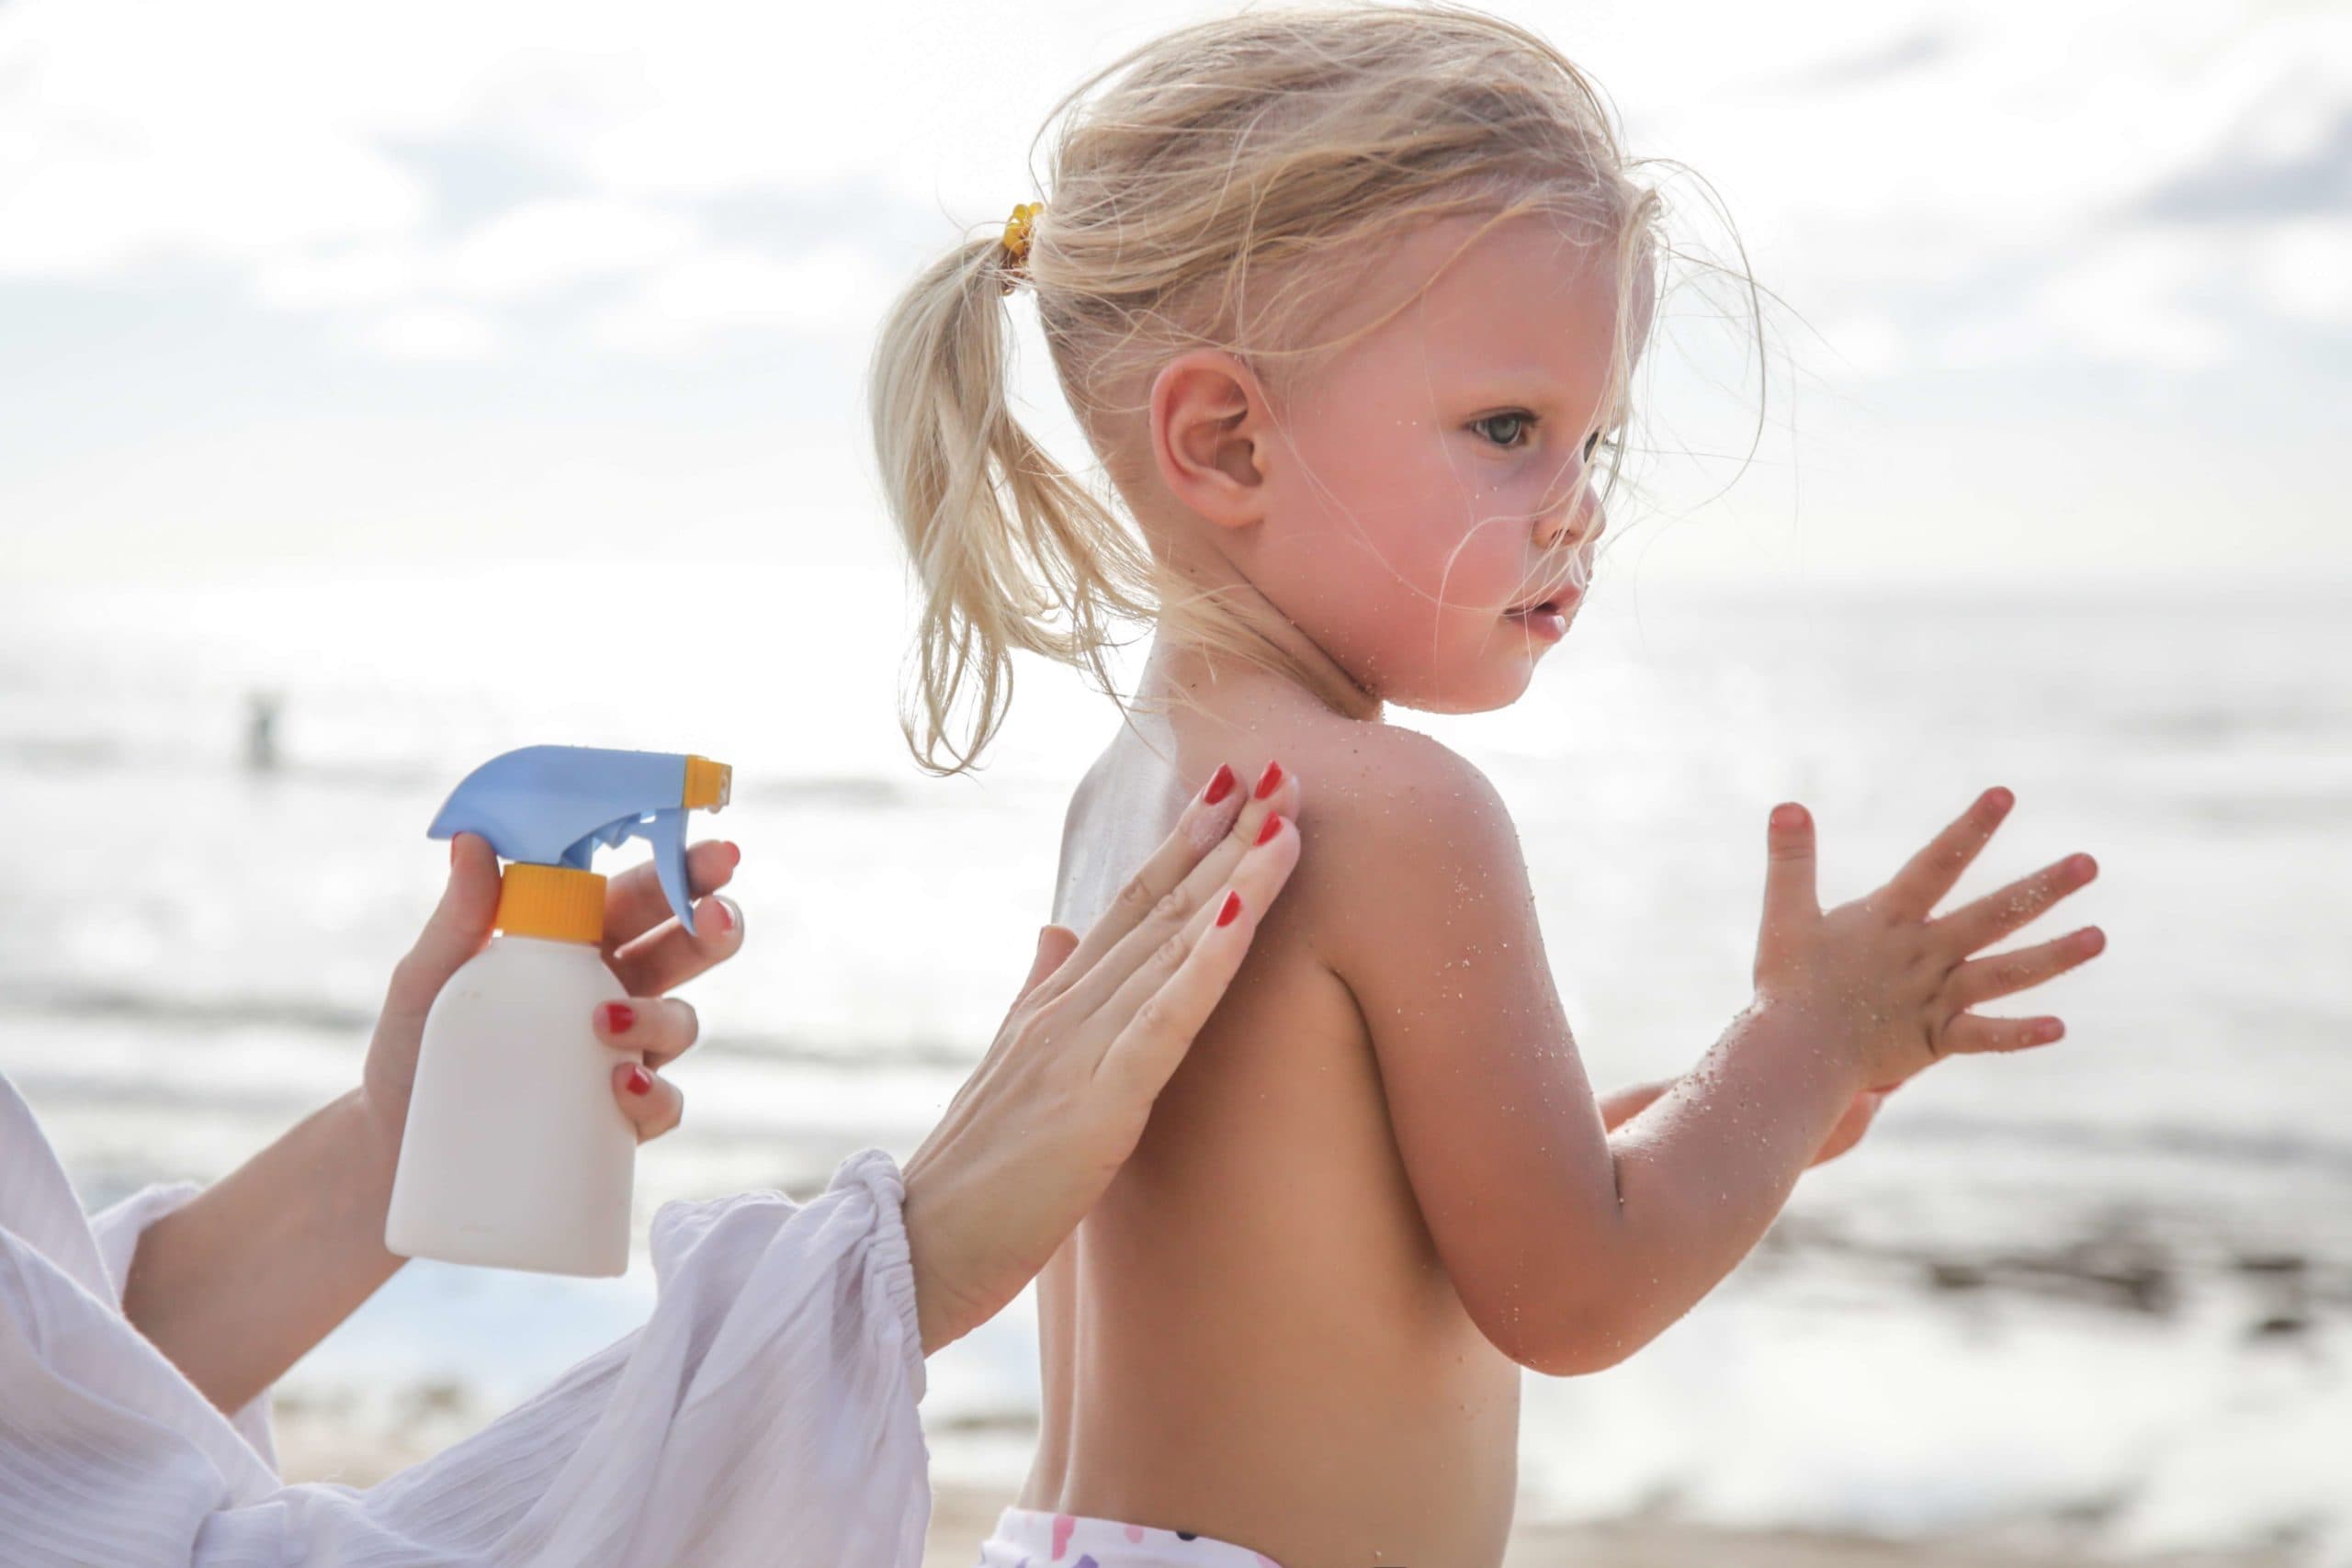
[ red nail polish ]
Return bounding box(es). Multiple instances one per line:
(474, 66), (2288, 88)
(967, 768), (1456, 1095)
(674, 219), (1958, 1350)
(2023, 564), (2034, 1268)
(1204, 763), (1237, 806)
(624, 1064), (654, 1096)
(724, 840), (742, 866)
(1255, 812), (1284, 846)
(1215, 890), (1243, 927)
(603, 1002), (636, 1032)
(1252, 760), (1283, 800)
(711, 899), (735, 933)
(449, 839), (458, 866)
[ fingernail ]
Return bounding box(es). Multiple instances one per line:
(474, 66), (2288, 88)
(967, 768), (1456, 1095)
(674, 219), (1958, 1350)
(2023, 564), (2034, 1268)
(1204, 763), (1237, 806)
(602, 1002), (636, 1033)
(724, 840), (742, 867)
(1252, 760), (1283, 800)
(1216, 890), (1244, 927)
(624, 1064), (654, 1096)
(1771, 804), (1804, 830)
(1255, 812), (1284, 847)
(449, 838), (459, 867)
(711, 898), (736, 934)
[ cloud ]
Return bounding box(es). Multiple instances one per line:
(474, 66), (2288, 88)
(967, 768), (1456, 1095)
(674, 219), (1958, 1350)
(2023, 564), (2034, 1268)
(358, 303), (501, 361)
(2, 0), (2347, 380)
(2140, 108), (2352, 223)
(585, 243), (894, 354)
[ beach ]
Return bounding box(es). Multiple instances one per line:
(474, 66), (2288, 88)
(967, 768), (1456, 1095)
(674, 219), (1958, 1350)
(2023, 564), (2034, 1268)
(6, 570), (2347, 1565)
(264, 1416), (2295, 1567)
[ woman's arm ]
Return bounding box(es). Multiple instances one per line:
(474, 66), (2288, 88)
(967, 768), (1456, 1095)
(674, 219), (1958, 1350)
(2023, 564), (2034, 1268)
(121, 837), (741, 1417)
(13, 1144), (937, 1568)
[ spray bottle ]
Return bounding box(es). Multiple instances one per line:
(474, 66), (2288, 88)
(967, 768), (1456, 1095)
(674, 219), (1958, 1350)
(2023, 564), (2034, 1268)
(385, 744), (732, 1276)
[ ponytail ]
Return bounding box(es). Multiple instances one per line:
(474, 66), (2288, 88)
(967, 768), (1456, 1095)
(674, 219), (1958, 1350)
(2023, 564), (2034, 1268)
(866, 223), (1154, 775)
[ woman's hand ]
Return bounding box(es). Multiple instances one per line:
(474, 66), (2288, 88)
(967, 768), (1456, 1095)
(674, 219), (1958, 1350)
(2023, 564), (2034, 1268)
(902, 761), (1306, 1356)
(1752, 787), (2105, 1094)
(126, 833), (745, 1417)
(357, 830), (744, 1150)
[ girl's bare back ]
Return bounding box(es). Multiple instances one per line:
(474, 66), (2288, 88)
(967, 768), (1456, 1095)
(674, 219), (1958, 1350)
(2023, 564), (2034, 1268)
(1016, 699), (1521, 1568)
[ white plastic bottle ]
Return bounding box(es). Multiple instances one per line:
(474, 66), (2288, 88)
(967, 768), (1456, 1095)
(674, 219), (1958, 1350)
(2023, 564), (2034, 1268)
(383, 746), (730, 1276)
(385, 922), (636, 1274)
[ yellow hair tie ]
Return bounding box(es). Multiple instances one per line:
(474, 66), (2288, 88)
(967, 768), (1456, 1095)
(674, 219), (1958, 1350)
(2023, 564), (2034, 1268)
(999, 200), (1045, 293)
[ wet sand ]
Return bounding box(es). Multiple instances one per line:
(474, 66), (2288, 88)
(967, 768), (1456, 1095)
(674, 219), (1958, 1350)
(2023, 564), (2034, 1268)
(920, 1482), (2292, 1567)
(269, 1412), (2290, 1567)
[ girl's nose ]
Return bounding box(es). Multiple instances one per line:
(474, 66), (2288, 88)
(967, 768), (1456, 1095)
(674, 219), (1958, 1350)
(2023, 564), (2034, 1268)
(1536, 494), (1606, 552)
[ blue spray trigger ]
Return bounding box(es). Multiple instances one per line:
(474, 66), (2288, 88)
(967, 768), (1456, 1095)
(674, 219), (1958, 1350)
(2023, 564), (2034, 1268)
(560, 808), (700, 935)
(425, 745), (728, 941)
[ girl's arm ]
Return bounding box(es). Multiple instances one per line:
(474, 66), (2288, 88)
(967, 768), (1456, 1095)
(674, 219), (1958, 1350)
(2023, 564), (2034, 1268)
(1305, 731), (1849, 1375)
(1317, 732), (2066, 1376)
(1600, 1076), (1887, 1166)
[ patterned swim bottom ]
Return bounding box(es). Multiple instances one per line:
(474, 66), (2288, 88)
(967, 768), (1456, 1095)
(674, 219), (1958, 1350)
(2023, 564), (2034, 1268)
(975, 1506), (1285, 1568)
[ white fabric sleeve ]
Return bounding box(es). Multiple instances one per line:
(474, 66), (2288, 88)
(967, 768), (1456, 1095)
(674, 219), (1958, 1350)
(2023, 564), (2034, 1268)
(1, 1146), (933, 1568)
(85, 1179), (282, 1472)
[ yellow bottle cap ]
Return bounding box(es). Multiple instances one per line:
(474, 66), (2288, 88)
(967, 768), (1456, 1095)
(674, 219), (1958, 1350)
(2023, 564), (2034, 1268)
(684, 754), (732, 810)
(495, 863), (606, 945)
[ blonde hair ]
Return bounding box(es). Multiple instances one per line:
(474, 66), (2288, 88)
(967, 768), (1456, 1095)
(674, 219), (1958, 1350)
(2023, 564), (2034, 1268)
(868, 1), (1703, 775)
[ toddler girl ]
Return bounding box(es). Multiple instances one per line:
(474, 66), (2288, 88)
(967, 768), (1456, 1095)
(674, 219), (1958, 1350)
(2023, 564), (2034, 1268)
(869, 6), (2106, 1565)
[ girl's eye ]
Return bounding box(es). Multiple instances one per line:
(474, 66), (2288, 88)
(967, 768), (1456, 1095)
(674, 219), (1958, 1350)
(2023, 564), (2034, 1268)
(1471, 412), (1534, 449)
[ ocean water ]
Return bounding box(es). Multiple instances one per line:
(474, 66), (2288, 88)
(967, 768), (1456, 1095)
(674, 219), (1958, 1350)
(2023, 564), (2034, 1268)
(2, 568), (2346, 1562)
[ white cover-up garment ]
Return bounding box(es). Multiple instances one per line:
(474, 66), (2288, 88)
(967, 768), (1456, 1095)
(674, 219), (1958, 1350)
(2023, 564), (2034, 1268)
(0, 1070), (933, 1566)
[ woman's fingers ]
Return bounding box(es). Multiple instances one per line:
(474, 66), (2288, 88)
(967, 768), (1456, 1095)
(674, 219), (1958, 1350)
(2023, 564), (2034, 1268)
(1025, 762), (1251, 1011)
(1879, 786), (2013, 922)
(1019, 926), (1081, 1006)
(594, 998), (695, 1139)
(610, 893), (744, 997)
(1946, 924), (2107, 1011)
(1933, 850), (2099, 959)
(1091, 809), (1306, 1109)
(603, 840), (741, 961)
(611, 1059), (685, 1142)
(1051, 761), (1302, 1024)
(591, 995), (701, 1071)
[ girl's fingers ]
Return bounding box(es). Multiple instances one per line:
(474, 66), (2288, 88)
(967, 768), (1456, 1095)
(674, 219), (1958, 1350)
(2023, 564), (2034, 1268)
(612, 1060), (685, 1142)
(1091, 812), (1306, 1110)
(610, 894), (744, 997)
(1946, 925), (2107, 1011)
(1025, 761), (1252, 1011)
(1051, 762), (1302, 1025)
(603, 840), (741, 961)
(591, 995), (701, 1071)
(1934, 850), (2099, 959)
(1938, 1010), (2065, 1057)
(1880, 787), (2013, 923)
(1754, 802), (1819, 982)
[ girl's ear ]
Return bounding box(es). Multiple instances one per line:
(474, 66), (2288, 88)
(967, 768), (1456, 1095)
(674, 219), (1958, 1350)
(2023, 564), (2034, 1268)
(1148, 348), (1270, 532)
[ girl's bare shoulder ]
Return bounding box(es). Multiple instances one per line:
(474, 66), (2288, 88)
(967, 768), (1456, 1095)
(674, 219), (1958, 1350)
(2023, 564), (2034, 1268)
(1275, 716), (1531, 953)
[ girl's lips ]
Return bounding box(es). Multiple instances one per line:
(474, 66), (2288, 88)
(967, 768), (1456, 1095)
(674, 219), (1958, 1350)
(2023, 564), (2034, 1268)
(1502, 583), (1581, 643)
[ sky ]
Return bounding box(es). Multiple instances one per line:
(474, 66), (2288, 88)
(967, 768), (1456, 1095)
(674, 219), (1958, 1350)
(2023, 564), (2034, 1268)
(1, 0), (2346, 591)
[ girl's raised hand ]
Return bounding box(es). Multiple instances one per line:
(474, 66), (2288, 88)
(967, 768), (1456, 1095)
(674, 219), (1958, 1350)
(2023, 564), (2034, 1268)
(1751, 788), (2104, 1094)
